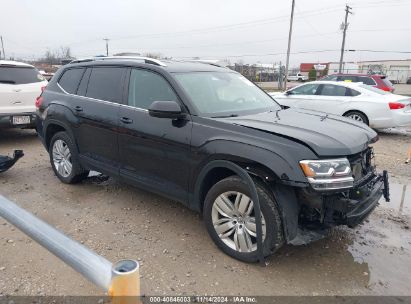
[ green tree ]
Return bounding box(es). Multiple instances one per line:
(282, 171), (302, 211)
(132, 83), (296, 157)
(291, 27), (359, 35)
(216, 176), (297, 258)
(308, 68), (317, 81)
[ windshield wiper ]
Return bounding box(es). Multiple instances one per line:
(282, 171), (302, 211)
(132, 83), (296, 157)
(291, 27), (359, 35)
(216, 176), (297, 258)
(211, 114), (239, 118)
(0, 80), (16, 84)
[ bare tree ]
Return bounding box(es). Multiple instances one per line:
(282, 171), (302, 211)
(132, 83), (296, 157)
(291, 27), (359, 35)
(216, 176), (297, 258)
(41, 46), (73, 65)
(143, 52), (163, 59)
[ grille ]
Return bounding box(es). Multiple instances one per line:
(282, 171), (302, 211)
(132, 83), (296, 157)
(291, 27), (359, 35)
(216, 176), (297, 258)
(349, 147), (373, 182)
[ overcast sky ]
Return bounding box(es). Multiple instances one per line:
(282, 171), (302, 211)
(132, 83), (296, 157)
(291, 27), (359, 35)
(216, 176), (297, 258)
(1, 0), (411, 66)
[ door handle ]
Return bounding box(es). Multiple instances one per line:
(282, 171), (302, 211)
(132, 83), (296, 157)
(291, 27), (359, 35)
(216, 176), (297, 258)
(120, 117), (133, 124)
(13, 89), (22, 92)
(74, 106), (83, 112)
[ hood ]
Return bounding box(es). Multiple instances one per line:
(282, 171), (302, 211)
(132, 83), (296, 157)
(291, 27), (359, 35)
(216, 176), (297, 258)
(218, 108), (377, 156)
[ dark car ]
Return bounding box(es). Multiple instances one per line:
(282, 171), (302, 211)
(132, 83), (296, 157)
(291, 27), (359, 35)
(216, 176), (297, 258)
(36, 57), (389, 262)
(407, 77), (411, 85)
(321, 73), (395, 93)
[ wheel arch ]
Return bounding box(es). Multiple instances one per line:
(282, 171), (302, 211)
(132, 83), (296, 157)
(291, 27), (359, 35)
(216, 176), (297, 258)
(343, 109), (369, 124)
(192, 159), (300, 243)
(44, 119), (75, 151)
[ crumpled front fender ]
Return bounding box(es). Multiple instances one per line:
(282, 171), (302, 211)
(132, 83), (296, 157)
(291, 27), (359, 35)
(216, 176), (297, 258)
(0, 150), (24, 173)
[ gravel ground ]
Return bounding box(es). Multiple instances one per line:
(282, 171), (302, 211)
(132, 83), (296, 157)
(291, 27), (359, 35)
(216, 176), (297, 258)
(0, 128), (410, 296)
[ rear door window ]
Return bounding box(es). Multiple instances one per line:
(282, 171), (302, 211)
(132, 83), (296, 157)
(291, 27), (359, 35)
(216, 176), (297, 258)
(358, 76), (376, 85)
(128, 69), (178, 109)
(347, 88), (361, 96)
(318, 84), (349, 96)
(58, 68), (85, 94)
(86, 67), (125, 103)
(0, 66), (44, 85)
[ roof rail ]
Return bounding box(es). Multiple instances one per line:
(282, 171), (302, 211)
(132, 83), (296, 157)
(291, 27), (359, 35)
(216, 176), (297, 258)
(185, 60), (227, 69)
(69, 56), (167, 67)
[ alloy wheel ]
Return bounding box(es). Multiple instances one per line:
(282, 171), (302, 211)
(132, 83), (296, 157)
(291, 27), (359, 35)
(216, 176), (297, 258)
(211, 191), (266, 253)
(347, 114), (364, 123)
(52, 139), (72, 178)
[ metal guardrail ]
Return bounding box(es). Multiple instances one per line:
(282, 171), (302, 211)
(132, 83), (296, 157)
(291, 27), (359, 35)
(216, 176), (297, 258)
(0, 195), (140, 302)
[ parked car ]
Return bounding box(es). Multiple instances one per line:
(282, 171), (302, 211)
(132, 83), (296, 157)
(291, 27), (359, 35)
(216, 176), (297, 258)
(321, 73), (395, 93)
(287, 72), (308, 82)
(0, 60), (47, 128)
(407, 77), (411, 85)
(36, 57), (389, 262)
(271, 81), (411, 129)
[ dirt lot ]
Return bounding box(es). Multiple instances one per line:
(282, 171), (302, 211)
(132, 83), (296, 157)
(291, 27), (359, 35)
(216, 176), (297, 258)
(0, 128), (410, 296)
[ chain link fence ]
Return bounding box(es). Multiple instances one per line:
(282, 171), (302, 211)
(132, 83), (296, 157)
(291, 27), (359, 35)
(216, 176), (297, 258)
(229, 64), (411, 84)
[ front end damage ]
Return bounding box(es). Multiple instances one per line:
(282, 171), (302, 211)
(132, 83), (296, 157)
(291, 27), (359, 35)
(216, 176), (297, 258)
(0, 150), (24, 173)
(290, 147), (390, 245)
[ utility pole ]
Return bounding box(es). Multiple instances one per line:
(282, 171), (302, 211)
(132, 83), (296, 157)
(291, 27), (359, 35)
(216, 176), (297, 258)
(0, 36), (5, 60)
(338, 5), (353, 73)
(103, 38), (109, 56)
(284, 0), (295, 91)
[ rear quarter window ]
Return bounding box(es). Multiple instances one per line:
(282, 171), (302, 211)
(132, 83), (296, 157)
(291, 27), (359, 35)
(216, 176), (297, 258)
(0, 66), (44, 85)
(58, 68), (85, 94)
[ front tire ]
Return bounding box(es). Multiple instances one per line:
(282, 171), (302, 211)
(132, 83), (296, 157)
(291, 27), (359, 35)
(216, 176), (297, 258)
(49, 131), (89, 184)
(203, 176), (284, 262)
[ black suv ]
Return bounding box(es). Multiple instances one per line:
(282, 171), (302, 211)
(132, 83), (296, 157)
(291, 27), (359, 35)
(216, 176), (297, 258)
(36, 57), (389, 262)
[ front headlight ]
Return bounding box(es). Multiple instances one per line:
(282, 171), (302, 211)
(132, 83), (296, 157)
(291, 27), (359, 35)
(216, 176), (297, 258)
(299, 158), (354, 190)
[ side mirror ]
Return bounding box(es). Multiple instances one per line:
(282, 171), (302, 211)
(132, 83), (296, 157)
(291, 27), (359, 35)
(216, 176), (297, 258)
(284, 90), (293, 95)
(148, 100), (186, 119)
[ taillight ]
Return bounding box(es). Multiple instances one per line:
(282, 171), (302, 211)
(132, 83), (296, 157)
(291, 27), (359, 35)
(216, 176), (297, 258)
(389, 102), (405, 110)
(382, 87), (391, 92)
(35, 96), (43, 108)
(35, 86), (47, 109)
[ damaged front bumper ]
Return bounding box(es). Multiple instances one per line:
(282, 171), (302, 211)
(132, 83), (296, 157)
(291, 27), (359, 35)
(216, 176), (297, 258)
(290, 171), (389, 245)
(296, 170), (390, 241)
(0, 150), (24, 173)
(345, 171), (389, 227)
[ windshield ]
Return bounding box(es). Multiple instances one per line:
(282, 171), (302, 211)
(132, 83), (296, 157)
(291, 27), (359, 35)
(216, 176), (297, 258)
(0, 66), (45, 84)
(359, 84), (390, 95)
(174, 72), (280, 117)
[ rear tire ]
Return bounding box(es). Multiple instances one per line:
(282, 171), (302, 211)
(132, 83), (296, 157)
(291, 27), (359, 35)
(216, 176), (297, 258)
(343, 111), (369, 125)
(49, 131), (89, 184)
(203, 176), (284, 262)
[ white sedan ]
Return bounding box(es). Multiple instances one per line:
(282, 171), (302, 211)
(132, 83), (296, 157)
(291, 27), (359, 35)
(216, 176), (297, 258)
(271, 81), (411, 129)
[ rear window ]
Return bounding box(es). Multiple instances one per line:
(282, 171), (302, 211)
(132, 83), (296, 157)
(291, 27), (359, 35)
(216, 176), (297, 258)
(86, 67), (125, 103)
(58, 68), (85, 94)
(359, 84), (390, 95)
(380, 76), (393, 87)
(0, 66), (44, 85)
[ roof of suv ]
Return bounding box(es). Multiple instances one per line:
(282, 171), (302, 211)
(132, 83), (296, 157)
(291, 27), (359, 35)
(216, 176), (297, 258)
(66, 57), (229, 73)
(0, 60), (35, 68)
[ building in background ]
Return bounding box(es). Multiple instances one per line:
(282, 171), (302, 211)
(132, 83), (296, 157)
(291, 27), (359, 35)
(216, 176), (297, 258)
(358, 59), (411, 84)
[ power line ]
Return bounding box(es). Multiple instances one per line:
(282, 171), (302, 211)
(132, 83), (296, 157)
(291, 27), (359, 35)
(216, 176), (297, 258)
(347, 49), (411, 54)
